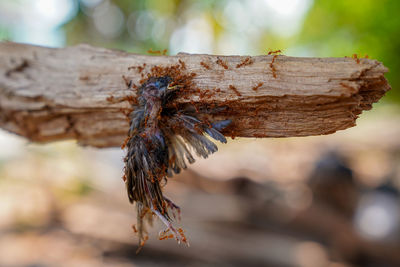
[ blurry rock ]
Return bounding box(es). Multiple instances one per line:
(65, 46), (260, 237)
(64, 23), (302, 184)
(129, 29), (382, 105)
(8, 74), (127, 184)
(354, 182), (400, 243)
(308, 151), (358, 218)
(227, 176), (280, 201)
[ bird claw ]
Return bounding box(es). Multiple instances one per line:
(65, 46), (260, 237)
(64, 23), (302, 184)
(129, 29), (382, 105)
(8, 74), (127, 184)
(152, 206), (188, 246)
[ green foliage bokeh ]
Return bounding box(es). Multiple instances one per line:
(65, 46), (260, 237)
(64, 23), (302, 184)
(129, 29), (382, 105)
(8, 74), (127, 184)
(300, 0), (400, 102)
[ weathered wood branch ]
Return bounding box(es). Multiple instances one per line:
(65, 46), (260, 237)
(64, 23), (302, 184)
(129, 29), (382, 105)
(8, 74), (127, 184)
(0, 42), (390, 147)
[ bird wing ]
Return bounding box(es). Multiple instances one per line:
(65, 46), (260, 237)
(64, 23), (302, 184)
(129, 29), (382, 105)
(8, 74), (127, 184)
(162, 113), (230, 175)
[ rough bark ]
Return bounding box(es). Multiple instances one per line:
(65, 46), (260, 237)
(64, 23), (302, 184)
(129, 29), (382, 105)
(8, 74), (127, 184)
(0, 42), (390, 147)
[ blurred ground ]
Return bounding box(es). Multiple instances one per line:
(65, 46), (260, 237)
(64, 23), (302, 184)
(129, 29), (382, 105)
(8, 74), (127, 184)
(1, 1), (400, 266)
(0, 105), (399, 267)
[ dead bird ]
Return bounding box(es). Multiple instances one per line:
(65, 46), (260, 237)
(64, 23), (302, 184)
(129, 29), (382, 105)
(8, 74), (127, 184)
(124, 76), (230, 249)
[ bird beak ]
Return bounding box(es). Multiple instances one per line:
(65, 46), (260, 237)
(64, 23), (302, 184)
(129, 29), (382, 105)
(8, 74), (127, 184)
(167, 84), (181, 90)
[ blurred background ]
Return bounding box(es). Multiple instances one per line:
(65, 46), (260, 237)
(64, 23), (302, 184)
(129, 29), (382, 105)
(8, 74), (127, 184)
(1, 0), (400, 266)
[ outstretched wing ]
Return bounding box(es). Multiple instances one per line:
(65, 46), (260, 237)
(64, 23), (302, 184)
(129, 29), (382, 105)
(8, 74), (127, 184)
(162, 113), (231, 175)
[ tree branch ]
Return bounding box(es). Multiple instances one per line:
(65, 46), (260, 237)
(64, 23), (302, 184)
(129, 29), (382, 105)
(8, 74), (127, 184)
(0, 42), (390, 147)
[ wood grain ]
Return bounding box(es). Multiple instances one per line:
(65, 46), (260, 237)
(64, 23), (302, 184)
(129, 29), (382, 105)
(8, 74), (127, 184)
(0, 42), (391, 147)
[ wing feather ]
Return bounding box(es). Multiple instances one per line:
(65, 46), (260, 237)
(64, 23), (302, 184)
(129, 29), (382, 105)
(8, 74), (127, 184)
(162, 113), (231, 175)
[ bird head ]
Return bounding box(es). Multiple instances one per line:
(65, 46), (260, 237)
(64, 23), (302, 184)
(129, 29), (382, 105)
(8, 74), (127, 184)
(141, 76), (173, 100)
